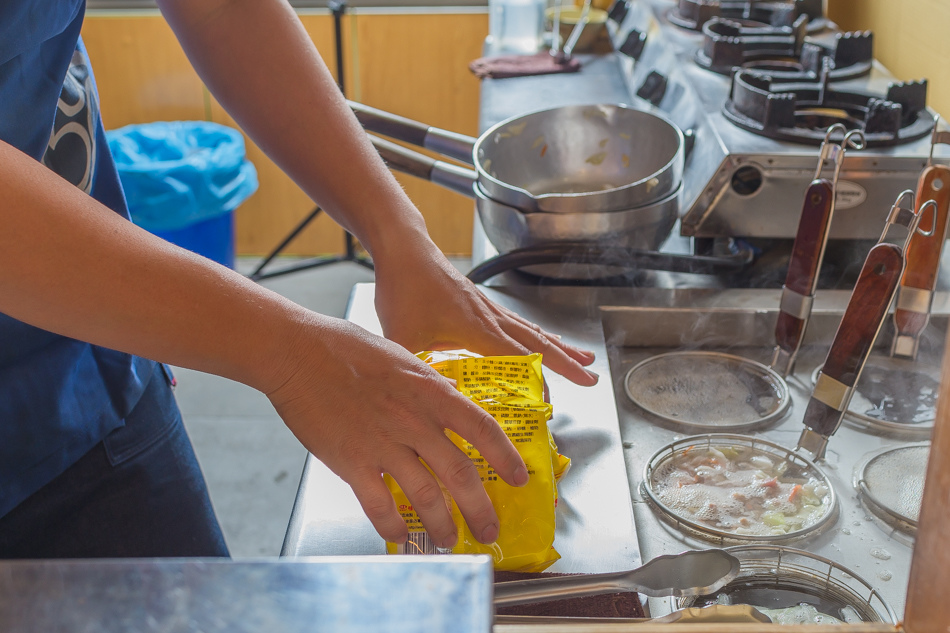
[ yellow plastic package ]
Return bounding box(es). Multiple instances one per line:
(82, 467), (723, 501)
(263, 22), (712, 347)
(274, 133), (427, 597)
(385, 352), (568, 572)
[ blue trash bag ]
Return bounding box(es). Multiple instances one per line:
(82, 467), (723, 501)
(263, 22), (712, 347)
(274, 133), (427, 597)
(106, 121), (258, 233)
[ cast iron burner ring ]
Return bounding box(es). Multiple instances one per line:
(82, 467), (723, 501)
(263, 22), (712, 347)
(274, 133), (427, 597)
(669, 0), (830, 34)
(695, 18), (872, 81)
(723, 69), (933, 146)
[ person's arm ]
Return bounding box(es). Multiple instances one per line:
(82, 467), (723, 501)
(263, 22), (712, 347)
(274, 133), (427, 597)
(153, 0), (599, 386)
(0, 138), (526, 547)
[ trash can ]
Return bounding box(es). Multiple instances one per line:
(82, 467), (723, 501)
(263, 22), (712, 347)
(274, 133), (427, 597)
(106, 121), (258, 269)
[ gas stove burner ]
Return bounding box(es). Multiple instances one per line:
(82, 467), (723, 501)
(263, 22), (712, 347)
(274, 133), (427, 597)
(723, 69), (933, 146)
(668, 0), (829, 34)
(695, 18), (872, 81)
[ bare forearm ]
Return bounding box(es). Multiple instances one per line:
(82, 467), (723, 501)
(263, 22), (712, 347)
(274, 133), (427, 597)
(155, 0), (431, 260)
(0, 140), (315, 395)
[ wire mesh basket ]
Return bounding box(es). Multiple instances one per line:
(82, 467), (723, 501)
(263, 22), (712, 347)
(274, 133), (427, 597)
(642, 434), (838, 544)
(625, 352), (791, 431)
(674, 545), (897, 624)
(810, 358), (938, 439)
(854, 442), (930, 534)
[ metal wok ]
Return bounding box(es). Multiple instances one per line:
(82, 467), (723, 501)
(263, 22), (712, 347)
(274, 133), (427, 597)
(350, 102), (684, 214)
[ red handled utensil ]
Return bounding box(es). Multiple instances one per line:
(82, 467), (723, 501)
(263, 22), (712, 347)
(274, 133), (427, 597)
(772, 125), (866, 376)
(798, 191), (938, 460)
(891, 118), (950, 359)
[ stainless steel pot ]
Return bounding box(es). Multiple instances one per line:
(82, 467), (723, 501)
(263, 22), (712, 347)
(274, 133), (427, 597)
(368, 135), (679, 254)
(351, 102), (684, 214)
(475, 180), (680, 254)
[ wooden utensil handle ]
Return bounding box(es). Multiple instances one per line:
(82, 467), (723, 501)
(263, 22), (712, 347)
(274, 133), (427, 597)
(894, 165), (950, 338)
(902, 166), (950, 289)
(803, 243), (903, 438)
(822, 243), (903, 386)
(786, 179), (835, 296)
(774, 179), (835, 355)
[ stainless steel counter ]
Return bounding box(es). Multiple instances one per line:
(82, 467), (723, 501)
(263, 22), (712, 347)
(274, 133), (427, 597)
(283, 284), (948, 622)
(0, 556), (493, 632)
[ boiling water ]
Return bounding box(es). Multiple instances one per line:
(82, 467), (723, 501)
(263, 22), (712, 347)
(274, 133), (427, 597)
(851, 364), (938, 424)
(693, 583), (874, 623)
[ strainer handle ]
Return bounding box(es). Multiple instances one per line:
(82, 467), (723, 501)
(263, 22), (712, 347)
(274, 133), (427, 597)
(799, 242), (903, 457)
(772, 177), (835, 376)
(891, 164), (950, 359)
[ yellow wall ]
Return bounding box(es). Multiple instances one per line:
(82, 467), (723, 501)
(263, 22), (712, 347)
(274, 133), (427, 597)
(827, 0), (950, 118)
(82, 10), (486, 257)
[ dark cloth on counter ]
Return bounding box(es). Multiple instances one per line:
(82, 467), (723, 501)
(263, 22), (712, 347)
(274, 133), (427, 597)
(494, 570), (645, 618)
(0, 364), (229, 558)
(469, 52), (581, 80)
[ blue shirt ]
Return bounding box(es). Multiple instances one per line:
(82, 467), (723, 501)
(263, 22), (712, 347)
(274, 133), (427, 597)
(0, 0), (158, 517)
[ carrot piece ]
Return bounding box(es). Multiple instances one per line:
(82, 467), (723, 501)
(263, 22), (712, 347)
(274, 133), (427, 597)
(788, 484), (803, 502)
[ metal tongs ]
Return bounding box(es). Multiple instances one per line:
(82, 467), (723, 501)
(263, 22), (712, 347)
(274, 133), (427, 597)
(890, 116), (950, 359)
(493, 549), (739, 608)
(549, 0), (592, 63)
(797, 190), (938, 460)
(770, 124), (866, 377)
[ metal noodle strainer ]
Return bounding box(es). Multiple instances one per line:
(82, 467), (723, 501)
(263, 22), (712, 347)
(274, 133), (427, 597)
(811, 357), (940, 437)
(674, 545), (897, 624)
(625, 125), (865, 430)
(853, 442), (931, 533)
(798, 190), (938, 459)
(812, 119), (950, 439)
(642, 434), (837, 544)
(625, 351), (789, 430)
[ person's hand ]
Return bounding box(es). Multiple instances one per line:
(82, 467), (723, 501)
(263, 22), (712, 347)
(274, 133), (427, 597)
(265, 316), (529, 547)
(372, 236), (599, 386)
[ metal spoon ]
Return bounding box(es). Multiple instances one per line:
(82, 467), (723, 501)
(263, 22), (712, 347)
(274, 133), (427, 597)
(552, 0), (591, 63)
(493, 549), (741, 607)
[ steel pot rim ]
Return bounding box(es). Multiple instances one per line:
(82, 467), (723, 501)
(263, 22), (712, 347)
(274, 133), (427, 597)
(473, 103), (685, 213)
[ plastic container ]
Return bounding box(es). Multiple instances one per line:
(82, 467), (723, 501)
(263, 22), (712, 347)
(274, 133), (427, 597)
(152, 211), (236, 269)
(545, 6), (608, 53)
(489, 0), (546, 53)
(106, 121), (258, 269)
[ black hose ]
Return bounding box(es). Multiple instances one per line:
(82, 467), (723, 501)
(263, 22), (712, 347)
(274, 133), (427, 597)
(466, 241), (755, 284)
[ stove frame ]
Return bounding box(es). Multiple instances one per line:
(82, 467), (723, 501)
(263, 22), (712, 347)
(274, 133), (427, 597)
(612, 0), (948, 244)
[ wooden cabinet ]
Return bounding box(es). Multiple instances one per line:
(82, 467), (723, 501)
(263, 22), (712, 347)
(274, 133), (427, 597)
(82, 9), (486, 257)
(347, 12), (486, 256)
